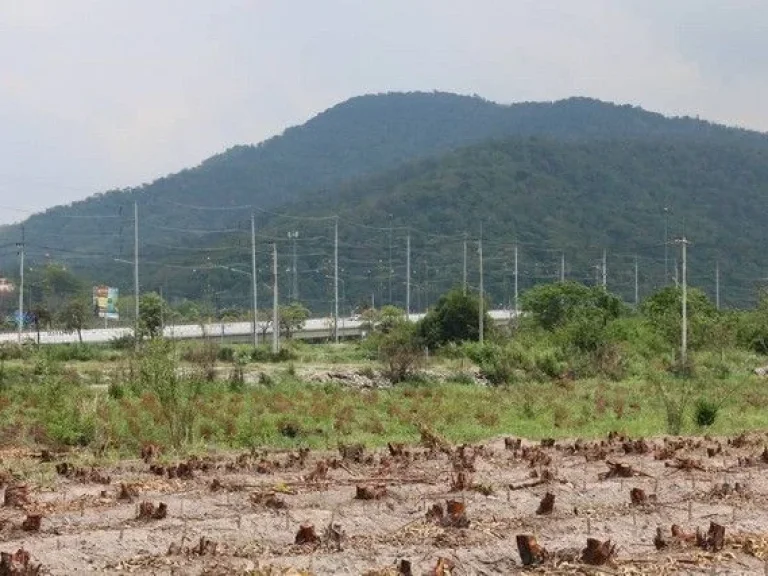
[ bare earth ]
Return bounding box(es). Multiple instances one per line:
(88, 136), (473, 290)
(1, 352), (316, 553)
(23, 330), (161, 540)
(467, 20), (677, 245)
(3, 432), (768, 575)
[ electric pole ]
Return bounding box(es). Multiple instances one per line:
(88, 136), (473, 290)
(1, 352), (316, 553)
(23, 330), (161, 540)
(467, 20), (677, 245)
(676, 237), (689, 365)
(478, 226), (484, 344)
(602, 248), (607, 289)
(272, 242), (279, 354)
(664, 206), (669, 285)
(287, 231), (298, 302)
(560, 252), (565, 283)
(251, 213), (258, 347)
(134, 202), (140, 347)
(634, 255), (639, 308)
(334, 217), (339, 344)
(406, 231), (411, 317)
(388, 215), (393, 305)
(674, 258), (679, 287)
(462, 232), (467, 294)
(715, 260), (720, 310)
(16, 226), (24, 344)
(514, 243), (519, 322)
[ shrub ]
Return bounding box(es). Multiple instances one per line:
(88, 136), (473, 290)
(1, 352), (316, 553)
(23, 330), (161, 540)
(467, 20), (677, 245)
(379, 320), (422, 383)
(694, 398), (719, 427)
(217, 346), (236, 362)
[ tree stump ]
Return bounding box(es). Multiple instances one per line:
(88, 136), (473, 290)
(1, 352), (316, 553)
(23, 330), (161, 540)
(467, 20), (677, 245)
(630, 487), (646, 506)
(4, 484), (29, 508)
(697, 522), (725, 552)
(443, 499), (470, 528)
(295, 523), (319, 545)
(581, 538), (616, 565)
(355, 484), (387, 500)
(536, 492), (555, 515)
(516, 534), (547, 566)
(21, 514), (42, 532)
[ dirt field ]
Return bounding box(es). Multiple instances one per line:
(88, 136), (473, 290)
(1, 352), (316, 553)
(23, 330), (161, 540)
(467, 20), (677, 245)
(3, 431), (768, 575)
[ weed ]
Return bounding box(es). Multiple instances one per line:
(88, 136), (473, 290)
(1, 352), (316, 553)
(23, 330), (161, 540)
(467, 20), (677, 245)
(695, 398), (719, 427)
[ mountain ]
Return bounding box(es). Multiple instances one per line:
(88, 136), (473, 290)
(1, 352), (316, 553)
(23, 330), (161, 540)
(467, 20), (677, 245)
(2, 91), (768, 312)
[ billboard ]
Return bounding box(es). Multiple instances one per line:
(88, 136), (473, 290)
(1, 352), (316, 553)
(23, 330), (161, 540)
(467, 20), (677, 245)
(92, 286), (119, 320)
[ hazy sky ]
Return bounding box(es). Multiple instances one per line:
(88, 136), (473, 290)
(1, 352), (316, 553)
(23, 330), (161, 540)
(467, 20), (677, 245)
(1, 0), (767, 225)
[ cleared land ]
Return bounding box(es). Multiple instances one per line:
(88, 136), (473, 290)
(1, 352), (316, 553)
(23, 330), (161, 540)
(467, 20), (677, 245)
(2, 431), (768, 574)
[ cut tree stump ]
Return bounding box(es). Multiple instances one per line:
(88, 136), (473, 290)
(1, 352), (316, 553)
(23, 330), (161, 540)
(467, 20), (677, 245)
(599, 460), (651, 480)
(355, 484), (387, 500)
(697, 522), (725, 552)
(4, 484), (29, 508)
(536, 492), (555, 515)
(397, 559), (413, 576)
(20, 515), (42, 532)
(443, 499), (470, 528)
(516, 534), (548, 566)
(137, 501), (167, 521)
(630, 487), (646, 506)
(0, 548), (41, 576)
(581, 538), (616, 565)
(295, 523), (320, 545)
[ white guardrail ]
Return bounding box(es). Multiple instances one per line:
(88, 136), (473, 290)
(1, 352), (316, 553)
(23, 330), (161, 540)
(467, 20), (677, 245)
(0, 310), (518, 346)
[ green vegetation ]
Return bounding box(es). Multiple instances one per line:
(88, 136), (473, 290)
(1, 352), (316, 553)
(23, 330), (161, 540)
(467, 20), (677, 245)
(0, 281), (766, 457)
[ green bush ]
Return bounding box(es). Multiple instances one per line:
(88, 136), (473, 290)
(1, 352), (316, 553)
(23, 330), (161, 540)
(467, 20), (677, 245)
(42, 343), (99, 362)
(217, 345), (236, 362)
(695, 398), (719, 427)
(251, 346), (297, 363)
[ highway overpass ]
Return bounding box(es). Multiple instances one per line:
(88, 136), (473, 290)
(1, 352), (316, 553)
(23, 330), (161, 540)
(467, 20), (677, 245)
(0, 310), (518, 346)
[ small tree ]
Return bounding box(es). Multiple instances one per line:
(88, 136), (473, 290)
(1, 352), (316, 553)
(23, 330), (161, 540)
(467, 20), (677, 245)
(379, 320), (422, 383)
(30, 305), (52, 345)
(418, 288), (489, 348)
(139, 292), (166, 340)
(641, 286), (717, 352)
(279, 303), (310, 339)
(59, 298), (89, 343)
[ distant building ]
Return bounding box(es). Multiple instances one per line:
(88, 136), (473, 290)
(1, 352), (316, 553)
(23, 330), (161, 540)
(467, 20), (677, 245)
(0, 277), (15, 294)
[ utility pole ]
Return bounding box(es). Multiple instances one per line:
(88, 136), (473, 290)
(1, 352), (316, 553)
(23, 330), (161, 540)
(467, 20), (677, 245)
(16, 226), (24, 344)
(514, 244), (519, 321)
(462, 232), (468, 294)
(388, 215), (393, 305)
(676, 237), (689, 365)
(287, 231), (298, 302)
(251, 213), (258, 347)
(715, 260), (720, 310)
(272, 243), (279, 354)
(134, 202), (139, 347)
(674, 258), (679, 287)
(560, 252), (565, 283)
(478, 226), (484, 344)
(634, 255), (639, 308)
(664, 206), (669, 285)
(602, 248), (607, 289)
(406, 231), (411, 317)
(334, 217), (339, 344)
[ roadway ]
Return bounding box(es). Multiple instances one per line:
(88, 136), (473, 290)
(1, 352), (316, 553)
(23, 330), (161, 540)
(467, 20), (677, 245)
(0, 310), (518, 345)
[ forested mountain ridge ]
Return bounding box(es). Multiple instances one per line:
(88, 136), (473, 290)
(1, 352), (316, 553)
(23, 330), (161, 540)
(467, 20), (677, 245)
(2, 91), (768, 311)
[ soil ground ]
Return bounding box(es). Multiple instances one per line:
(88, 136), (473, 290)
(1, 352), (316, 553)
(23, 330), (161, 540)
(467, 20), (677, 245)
(3, 432), (768, 575)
